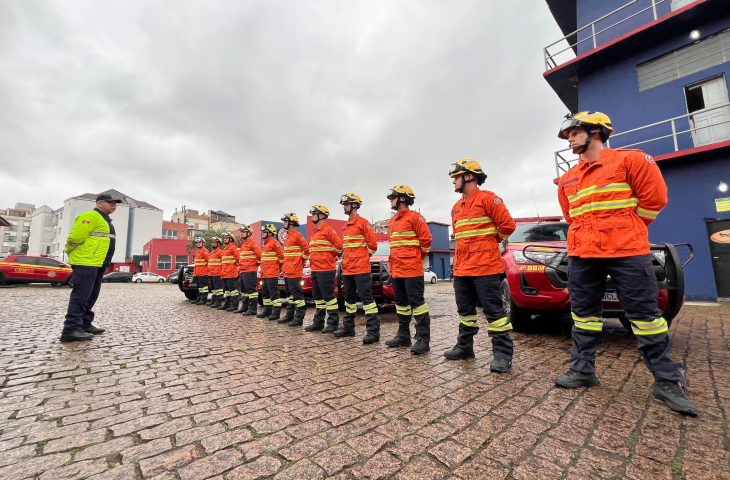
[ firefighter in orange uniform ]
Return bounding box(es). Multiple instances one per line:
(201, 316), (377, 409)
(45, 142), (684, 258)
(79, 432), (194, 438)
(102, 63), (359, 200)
(338, 193), (380, 343)
(236, 225), (262, 316)
(258, 224), (285, 320)
(191, 237), (210, 304)
(219, 232), (241, 311)
(444, 159), (516, 373)
(384, 185), (433, 355)
(555, 111), (697, 416)
(206, 236), (224, 307)
(281, 213), (310, 326)
(304, 205), (343, 334)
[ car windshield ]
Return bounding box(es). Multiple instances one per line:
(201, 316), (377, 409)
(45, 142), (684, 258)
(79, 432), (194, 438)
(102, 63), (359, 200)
(510, 222), (569, 242)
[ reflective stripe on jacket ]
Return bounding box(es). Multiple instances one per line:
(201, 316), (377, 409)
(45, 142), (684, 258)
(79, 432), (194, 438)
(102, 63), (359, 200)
(452, 188), (515, 276)
(283, 229), (310, 278)
(220, 243), (240, 279)
(309, 223), (342, 272)
(238, 238), (261, 273)
(557, 148), (667, 258)
(65, 209), (112, 267)
(260, 237), (284, 278)
(207, 248), (223, 277)
(342, 214), (377, 276)
(193, 247), (209, 276)
(388, 208), (432, 278)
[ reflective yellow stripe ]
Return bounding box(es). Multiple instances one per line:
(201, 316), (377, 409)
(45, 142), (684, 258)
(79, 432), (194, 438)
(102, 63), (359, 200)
(284, 246), (302, 251)
(454, 228), (497, 239)
(294, 300), (306, 307)
(344, 235), (365, 240)
(630, 317), (668, 336)
(326, 298), (338, 311)
(569, 198), (639, 218)
(345, 302), (357, 314)
(412, 303), (429, 316)
(263, 299), (272, 306)
(568, 182), (632, 204)
(310, 240), (333, 246)
(363, 302), (378, 315)
(315, 300), (325, 308)
(454, 217), (492, 228)
(310, 247), (336, 252)
(390, 240), (421, 247)
(571, 312), (603, 332)
(391, 231), (416, 237)
(459, 314), (478, 327)
(396, 305), (412, 316)
(636, 207), (660, 219)
(487, 317), (512, 332)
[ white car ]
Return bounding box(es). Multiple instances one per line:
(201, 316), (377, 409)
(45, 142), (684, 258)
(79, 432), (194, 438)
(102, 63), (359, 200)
(132, 272), (166, 283)
(424, 268), (438, 284)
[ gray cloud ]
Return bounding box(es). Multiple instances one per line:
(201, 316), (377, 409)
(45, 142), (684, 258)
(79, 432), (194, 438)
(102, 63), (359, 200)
(0, 0), (570, 225)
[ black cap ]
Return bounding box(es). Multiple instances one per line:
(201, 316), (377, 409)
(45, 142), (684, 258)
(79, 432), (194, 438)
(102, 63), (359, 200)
(96, 193), (122, 203)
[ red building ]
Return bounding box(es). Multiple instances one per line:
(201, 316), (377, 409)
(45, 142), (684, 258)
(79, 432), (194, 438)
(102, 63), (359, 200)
(140, 221), (191, 276)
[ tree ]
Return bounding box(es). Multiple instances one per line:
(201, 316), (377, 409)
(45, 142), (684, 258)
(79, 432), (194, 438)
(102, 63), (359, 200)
(186, 228), (228, 253)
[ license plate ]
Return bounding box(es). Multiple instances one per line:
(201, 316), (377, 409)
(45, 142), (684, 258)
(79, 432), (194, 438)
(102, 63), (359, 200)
(602, 291), (618, 302)
(278, 278), (285, 286)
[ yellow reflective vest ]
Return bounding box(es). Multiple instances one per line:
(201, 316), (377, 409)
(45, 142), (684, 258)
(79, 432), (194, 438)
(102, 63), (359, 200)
(65, 209), (114, 267)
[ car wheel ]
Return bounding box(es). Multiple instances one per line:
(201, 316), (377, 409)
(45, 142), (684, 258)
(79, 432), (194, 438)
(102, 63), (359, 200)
(158, 279), (164, 283)
(430, 276), (437, 284)
(135, 279), (142, 283)
(501, 278), (531, 331)
(184, 290), (198, 300)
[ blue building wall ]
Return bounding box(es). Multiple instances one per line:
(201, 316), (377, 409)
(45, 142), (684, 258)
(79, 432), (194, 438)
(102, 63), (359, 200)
(426, 222), (451, 280)
(651, 156), (729, 300)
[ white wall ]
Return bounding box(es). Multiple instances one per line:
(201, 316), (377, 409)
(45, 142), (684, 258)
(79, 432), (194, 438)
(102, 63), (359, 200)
(28, 205), (53, 256)
(128, 207), (163, 259)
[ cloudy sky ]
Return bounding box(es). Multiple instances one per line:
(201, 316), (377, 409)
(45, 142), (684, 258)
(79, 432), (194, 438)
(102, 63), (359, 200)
(0, 0), (572, 225)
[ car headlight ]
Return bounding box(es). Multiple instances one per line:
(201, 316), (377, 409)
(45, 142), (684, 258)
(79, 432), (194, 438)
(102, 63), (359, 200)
(512, 250), (558, 265)
(300, 280), (305, 286)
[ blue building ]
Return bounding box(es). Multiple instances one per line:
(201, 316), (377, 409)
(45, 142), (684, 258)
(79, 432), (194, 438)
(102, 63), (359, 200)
(545, 0), (730, 300)
(426, 221), (452, 280)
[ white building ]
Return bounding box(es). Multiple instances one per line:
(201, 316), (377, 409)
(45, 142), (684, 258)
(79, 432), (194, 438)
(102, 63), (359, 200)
(0, 203), (34, 256)
(27, 205), (55, 256)
(32, 189), (162, 263)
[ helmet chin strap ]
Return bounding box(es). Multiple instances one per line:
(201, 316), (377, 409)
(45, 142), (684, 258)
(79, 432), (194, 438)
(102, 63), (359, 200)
(574, 128), (599, 155)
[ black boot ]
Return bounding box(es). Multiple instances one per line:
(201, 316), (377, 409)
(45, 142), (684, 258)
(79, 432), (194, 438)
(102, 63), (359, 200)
(256, 306), (272, 318)
(305, 309), (326, 332)
(362, 314), (380, 344)
(555, 369), (600, 388)
(444, 325), (478, 360)
(217, 297), (231, 310)
(490, 357), (512, 373)
(410, 312), (431, 355)
(195, 293), (207, 305)
(243, 299), (258, 316)
(269, 308), (281, 321)
(60, 329), (94, 342)
(652, 380), (698, 416)
(322, 311), (339, 334)
(212, 295), (225, 308)
(280, 305), (295, 324)
(226, 296), (240, 312)
(334, 314), (356, 337)
(206, 295), (217, 306)
(385, 315), (412, 347)
(289, 307), (305, 327)
(235, 297), (249, 313)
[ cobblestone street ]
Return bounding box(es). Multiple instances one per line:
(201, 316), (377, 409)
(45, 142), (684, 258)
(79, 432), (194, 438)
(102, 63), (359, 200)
(0, 282), (728, 480)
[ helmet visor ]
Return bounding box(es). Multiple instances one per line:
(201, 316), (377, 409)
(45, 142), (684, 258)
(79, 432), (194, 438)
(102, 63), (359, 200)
(339, 195), (350, 205)
(449, 163), (467, 177)
(559, 118), (584, 138)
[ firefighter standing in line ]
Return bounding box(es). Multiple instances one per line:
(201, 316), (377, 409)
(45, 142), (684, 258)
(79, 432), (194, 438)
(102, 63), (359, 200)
(384, 185), (433, 355)
(219, 232), (241, 311)
(192, 237), (210, 305)
(236, 225), (261, 316)
(443, 159), (516, 373)
(206, 236), (224, 307)
(304, 205), (343, 334)
(281, 213), (310, 326)
(338, 193), (380, 343)
(258, 224), (284, 320)
(555, 111), (697, 416)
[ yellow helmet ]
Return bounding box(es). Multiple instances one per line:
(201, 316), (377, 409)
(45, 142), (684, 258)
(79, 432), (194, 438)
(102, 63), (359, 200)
(449, 158), (487, 185)
(281, 212), (300, 225)
(309, 204), (330, 217)
(387, 184), (415, 206)
(339, 192), (363, 206)
(559, 111), (614, 142)
(239, 224), (253, 235)
(210, 235), (221, 244)
(262, 224), (277, 236)
(193, 236), (204, 243)
(222, 231), (235, 241)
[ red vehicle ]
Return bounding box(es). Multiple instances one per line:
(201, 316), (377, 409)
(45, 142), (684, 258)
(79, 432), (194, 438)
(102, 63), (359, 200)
(500, 220), (691, 332)
(0, 254), (73, 286)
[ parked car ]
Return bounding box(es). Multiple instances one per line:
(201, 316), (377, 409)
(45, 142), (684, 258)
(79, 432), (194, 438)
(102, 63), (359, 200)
(500, 220), (692, 332)
(0, 254), (73, 286)
(178, 265), (199, 300)
(167, 271), (180, 284)
(132, 272), (166, 283)
(424, 267), (438, 284)
(103, 271), (133, 283)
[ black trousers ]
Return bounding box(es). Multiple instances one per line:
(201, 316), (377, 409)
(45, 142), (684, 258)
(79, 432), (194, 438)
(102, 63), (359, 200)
(63, 265), (105, 333)
(311, 270), (338, 326)
(239, 271), (258, 302)
(568, 255), (683, 382)
(209, 276), (223, 296)
(342, 273), (379, 334)
(284, 277), (305, 310)
(392, 276), (430, 342)
(453, 275), (513, 360)
(194, 275), (208, 294)
(222, 277), (238, 297)
(261, 277), (281, 308)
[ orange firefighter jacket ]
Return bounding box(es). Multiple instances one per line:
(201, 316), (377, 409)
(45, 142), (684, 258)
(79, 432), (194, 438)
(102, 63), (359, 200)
(308, 223), (343, 272)
(452, 188), (515, 276)
(342, 214), (377, 276)
(557, 148), (667, 258)
(283, 229), (310, 278)
(238, 237), (261, 273)
(207, 247), (222, 277)
(193, 247), (209, 277)
(260, 237), (284, 278)
(388, 208), (432, 278)
(220, 243), (240, 279)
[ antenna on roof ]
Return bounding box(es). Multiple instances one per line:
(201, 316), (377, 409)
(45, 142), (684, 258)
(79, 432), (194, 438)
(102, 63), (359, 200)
(529, 189), (541, 221)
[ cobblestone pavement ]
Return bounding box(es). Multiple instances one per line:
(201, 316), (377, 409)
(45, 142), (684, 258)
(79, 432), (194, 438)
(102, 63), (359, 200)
(0, 282), (728, 480)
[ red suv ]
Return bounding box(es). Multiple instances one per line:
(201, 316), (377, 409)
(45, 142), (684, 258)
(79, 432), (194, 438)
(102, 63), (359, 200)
(500, 221), (689, 332)
(0, 254), (73, 286)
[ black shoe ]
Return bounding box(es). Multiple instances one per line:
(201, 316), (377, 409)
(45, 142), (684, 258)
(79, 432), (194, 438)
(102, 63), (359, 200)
(333, 328), (355, 337)
(60, 329), (94, 343)
(321, 325), (337, 334)
(256, 308), (271, 319)
(304, 323), (323, 332)
(410, 339), (430, 355)
(243, 304), (258, 316)
(362, 333), (379, 345)
(84, 326), (105, 335)
(226, 300), (239, 312)
(288, 319), (303, 327)
(385, 336), (411, 348)
(490, 357), (512, 373)
(277, 316), (290, 324)
(652, 380), (698, 416)
(443, 345), (475, 360)
(555, 369), (600, 388)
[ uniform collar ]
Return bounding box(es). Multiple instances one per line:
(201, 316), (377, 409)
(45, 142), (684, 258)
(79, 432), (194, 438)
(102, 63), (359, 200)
(577, 147), (613, 169)
(346, 213), (361, 225)
(460, 187), (480, 204)
(94, 207), (112, 221)
(395, 207), (410, 219)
